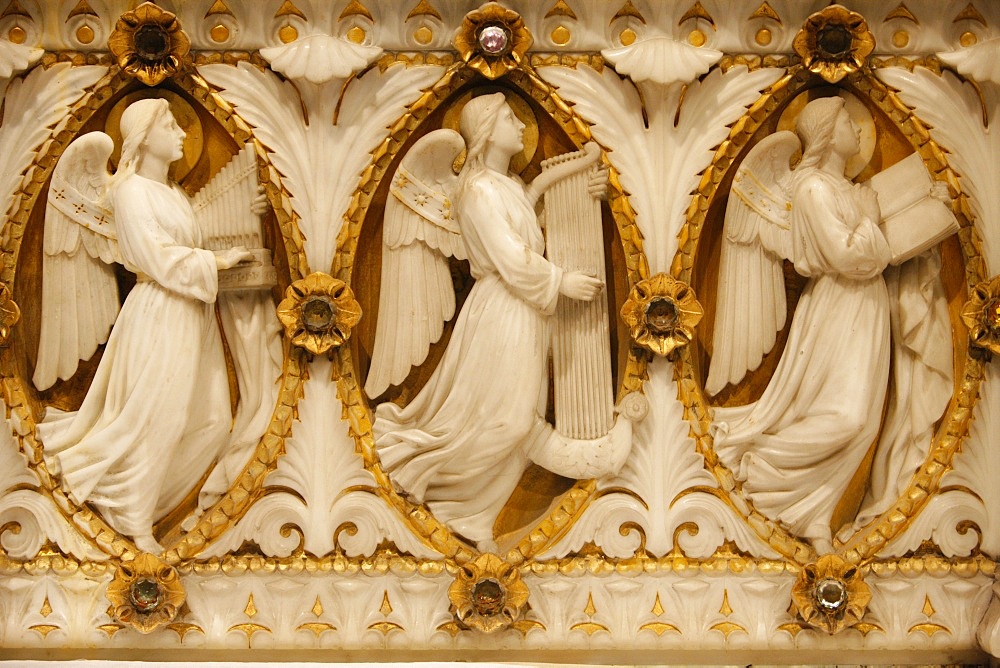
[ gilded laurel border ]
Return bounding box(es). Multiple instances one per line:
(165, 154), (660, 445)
(0, 60), (310, 563)
(673, 61), (987, 567)
(334, 54), (649, 564)
(1, 549), (993, 580)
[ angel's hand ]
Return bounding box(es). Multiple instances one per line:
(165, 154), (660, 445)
(930, 180), (951, 203)
(860, 186), (881, 221)
(560, 271), (603, 301)
(250, 186), (268, 216)
(215, 246), (254, 270)
(588, 163), (609, 201)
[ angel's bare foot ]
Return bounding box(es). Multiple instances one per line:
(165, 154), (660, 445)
(134, 534), (164, 554)
(476, 538), (498, 554)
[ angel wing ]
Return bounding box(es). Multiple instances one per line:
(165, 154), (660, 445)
(33, 131), (121, 391)
(364, 128), (467, 398)
(705, 130), (799, 396)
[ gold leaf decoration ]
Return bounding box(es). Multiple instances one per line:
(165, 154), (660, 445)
(793, 5), (875, 84)
(406, 0), (441, 22)
(448, 553), (530, 633)
(962, 275), (1000, 356)
(108, 2), (191, 87)
(620, 273), (703, 357)
(453, 2), (532, 80)
(67, 0), (98, 20)
(884, 3), (918, 24)
(678, 1), (715, 29)
(790, 554), (872, 634)
(274, 0), (306, 19)
(339, 0), (373, 21)
(277, 272), (362, 356)
(105, 553), (186, 634)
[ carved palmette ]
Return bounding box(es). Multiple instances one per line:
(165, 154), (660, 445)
(541, 148), (614, 439)
(191, 142), (276, 291)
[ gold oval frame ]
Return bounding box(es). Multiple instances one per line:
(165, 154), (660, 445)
(335, 58), (649, 564)
(0, 62), (310, 564)
(672, 63), (987, 566)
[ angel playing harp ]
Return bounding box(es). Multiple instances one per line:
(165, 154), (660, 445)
(366, 92), (643, 551)
(35, 98), (266, 553)
(708, 95), (955, 553)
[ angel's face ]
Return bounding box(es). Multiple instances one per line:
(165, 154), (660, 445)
(490, 104), (525, 158)
(831, 108), (861, 160)
(143, 112), (186, 165)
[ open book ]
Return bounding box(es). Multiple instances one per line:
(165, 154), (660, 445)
(865, 152), (959, 265)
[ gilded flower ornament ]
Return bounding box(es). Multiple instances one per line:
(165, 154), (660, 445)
(277, 272), (362, 356)
(0, 284), (19, 346)
(108, 2), (191, 87)
(790, 554), (871, 635)
(453, 2), (532, 80)
(448, 553), (529, 633)
(105, 553), (186, 634)
(962, 275), (1000, 357)
(793, 5), (875, 84)
(620, 274), (703, 357)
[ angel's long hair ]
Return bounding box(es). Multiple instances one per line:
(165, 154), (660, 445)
(106, 97), (172, 200)
(455, 92), (508, 202)
(793, 96), (844, 185)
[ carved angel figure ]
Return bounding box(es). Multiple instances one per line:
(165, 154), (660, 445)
(368, 93), (640, 550)
(37, 98), (260, 554)
(708, 96), (953, 552)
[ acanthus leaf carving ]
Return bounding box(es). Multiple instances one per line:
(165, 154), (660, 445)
(538, 60), (783, 273)
(0, 62), (107, 221)
(198, 55), (445, 272)
(201, 357), (441, 560)
(876, 63), (1000, 556)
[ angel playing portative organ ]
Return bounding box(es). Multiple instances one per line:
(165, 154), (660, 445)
(34, 98), (282, 554)
(707, 95), (957, 553)
(366, 92), (647, 551)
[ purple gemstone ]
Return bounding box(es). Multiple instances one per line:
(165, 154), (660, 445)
(478, 25), (509, 55)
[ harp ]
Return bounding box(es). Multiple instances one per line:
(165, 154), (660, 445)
(541, 145), (614, 439)
(191, 143), (277, 291)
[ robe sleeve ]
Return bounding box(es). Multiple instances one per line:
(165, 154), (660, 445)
(459, 176), (562, 314)
(792, 176), (892, 280)
(112, 178), (219, 303)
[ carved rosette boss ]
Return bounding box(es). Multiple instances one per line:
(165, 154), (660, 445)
(962, 275), (1000, 358)
(0, 284), (19, 346)
(277, 272), (362, 356)
(453, 1), (532, 80)
(790, 555), (872, 634)
(621, 273), (703, 357)
(793, 4), (875, 84)
(448, 553), (530, 633)
(108, 2), (190, 86)
(105, 553), (186, 634)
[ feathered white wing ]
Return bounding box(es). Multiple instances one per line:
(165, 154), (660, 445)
(33, 131), (121, 391)
(364, 129), (466, 398)
(705, 130), (799, 396)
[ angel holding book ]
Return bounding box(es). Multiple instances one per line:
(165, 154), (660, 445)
(35, 98), (256, 553)
(708, 95), (956, 552)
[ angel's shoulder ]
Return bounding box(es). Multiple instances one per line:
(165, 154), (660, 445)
(793, 171), (837, 199)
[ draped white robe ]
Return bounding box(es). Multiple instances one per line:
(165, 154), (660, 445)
(374, 169), (562, 544)
(40, 175), (231, 539)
